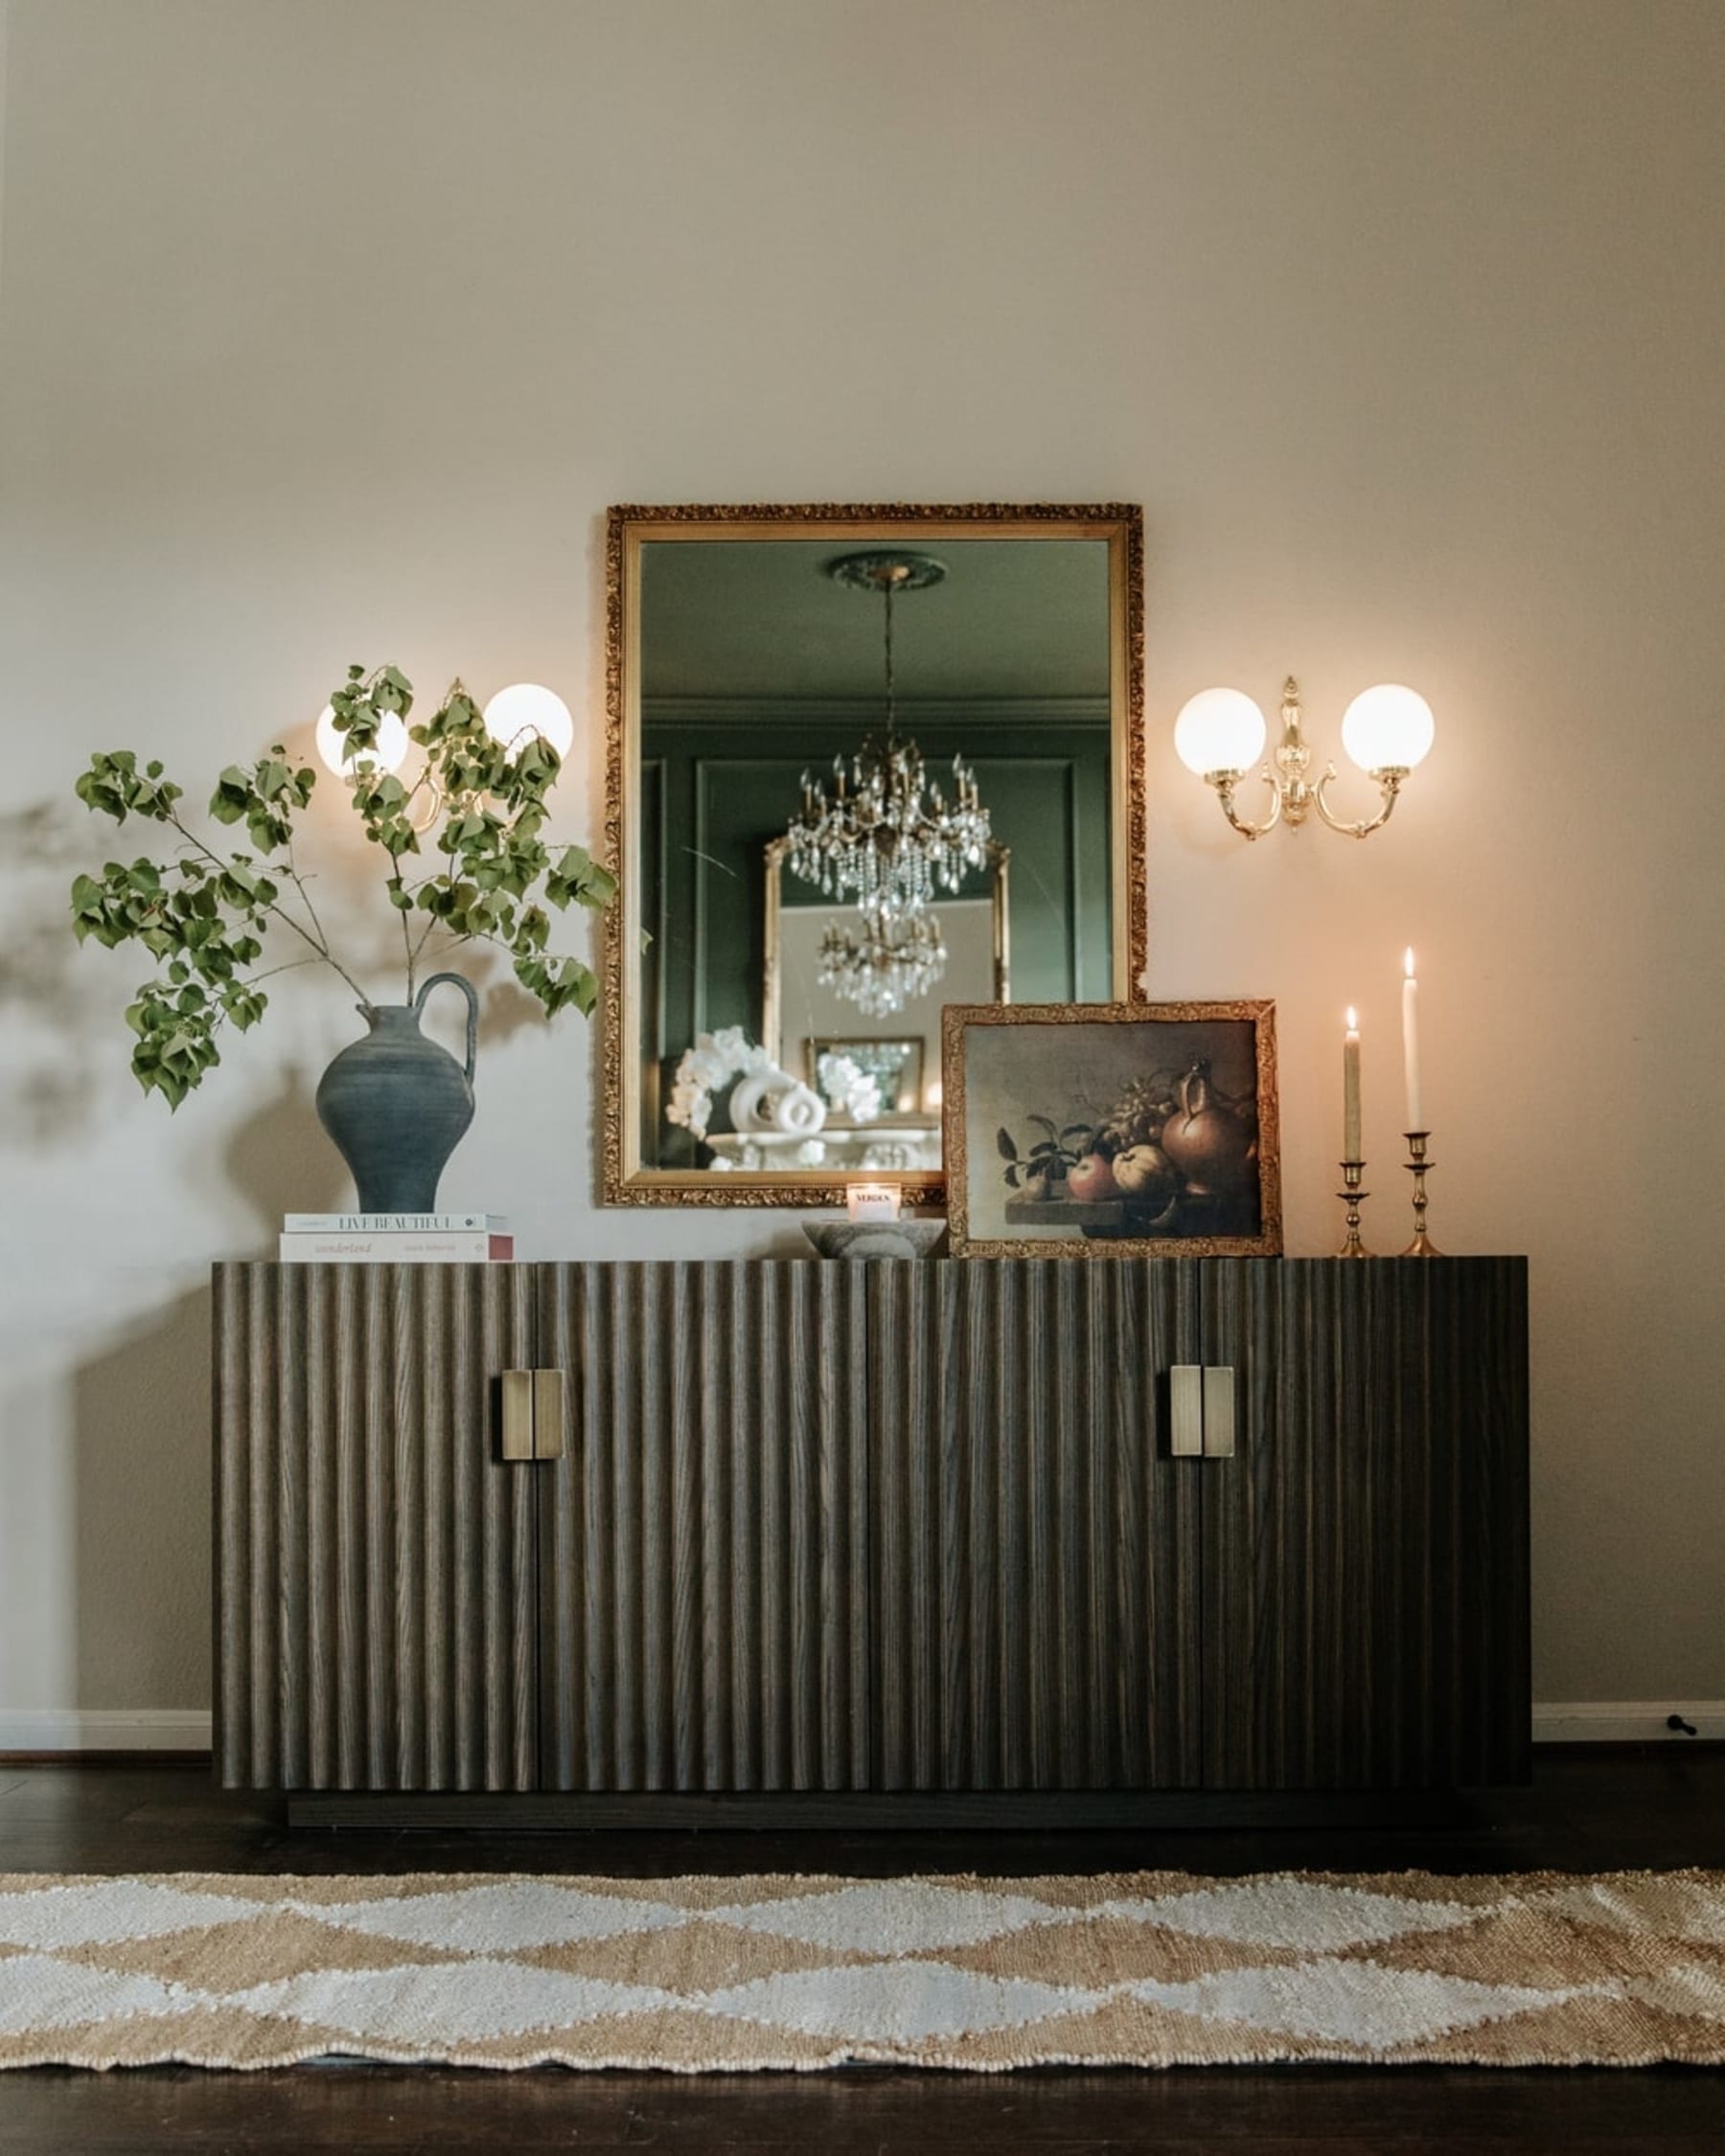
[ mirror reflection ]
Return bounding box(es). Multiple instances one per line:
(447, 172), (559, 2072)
(612, 511), (1138, 1200)
(748, 838), (1010, 1173)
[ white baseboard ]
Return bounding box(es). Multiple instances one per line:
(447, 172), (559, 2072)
(1532, 1702), (1725, 1743)
(0, 1709), (213, 1753)
(3, 1704), (1720, 1755)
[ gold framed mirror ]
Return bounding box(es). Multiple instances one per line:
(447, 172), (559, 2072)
(601, 502), (1144, 1207)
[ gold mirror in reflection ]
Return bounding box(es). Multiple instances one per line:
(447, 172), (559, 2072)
(600, 503), (1144, 1207)
(735, 839), (1011, 1176)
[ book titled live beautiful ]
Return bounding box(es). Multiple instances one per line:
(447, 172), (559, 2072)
(278, 1231), (515, 1263)
(283, 1213), (507, 1233)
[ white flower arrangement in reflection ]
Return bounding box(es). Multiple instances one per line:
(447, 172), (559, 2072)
(816, 1052), (884, 1127)
(665, 1026), (775, 1143)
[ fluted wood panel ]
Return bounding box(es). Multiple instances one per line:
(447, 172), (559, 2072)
(870, 1259), (1205, 1790)
(214, 1262), (538, 1790)
(537, 1262), (871, 1790)
(215, 1255), (1529, 1798)
(1199, 1258), (1530, 1790)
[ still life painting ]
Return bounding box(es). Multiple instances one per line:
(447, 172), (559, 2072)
(943, 1000), (1281, 1257)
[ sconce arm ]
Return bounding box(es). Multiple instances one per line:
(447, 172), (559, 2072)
(1211, 768), (1284, 842)
(1312, 764), (1407, 840)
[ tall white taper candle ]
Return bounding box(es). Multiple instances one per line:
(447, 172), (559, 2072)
(1344, 1008), (1362, 1158)
(1401, 948), (1424, 1130)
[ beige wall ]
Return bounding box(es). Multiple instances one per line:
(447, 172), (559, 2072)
(2, 0), (1721, 1725)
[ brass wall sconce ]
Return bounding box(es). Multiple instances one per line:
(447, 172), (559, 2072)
(314, 678), (575, 834)
(1174, 677), (1434, 841)
(314, 681), (574, 778)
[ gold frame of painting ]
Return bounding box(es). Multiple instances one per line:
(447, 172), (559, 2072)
(942, 998), (1283, 1258)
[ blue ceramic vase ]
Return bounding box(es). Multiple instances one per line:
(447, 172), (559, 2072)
(314, 973), (479, 1213)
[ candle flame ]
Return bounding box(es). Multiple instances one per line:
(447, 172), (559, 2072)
(1346, 1006), (1358, 1030)
(1404, 947), (1415, 978)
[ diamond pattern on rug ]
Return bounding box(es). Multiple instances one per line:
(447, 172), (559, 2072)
(233, 1959), (677, 2043)
(1541, 1876), (1725, 1944)
(1623, 1961), (1725, 2024)
(1114, 1878), (1484, 1951)
(696, 1961), (1097, 2042)
(296, 1881), (689, 1953)
(0, 1880), (258, 1949)
(0, 1868), (1721, 2071)
(56, 1908), (474, 1988)
(0, 1953), (201, 2037)
(707, 1881), (1059, 1953)
(511, 1917), (881, 1989)
(1126, 1958), (1598, 2047)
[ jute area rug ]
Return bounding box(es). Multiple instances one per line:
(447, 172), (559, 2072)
(3, 1869), (1723, 2072)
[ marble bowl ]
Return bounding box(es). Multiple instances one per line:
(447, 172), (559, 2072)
(802, 1220), (949, 1261)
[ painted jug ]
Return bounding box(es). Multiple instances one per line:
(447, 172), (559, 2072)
(314, 972), (479, 1214)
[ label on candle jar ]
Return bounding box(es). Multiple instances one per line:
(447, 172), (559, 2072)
(847, 1183), (901, 1223)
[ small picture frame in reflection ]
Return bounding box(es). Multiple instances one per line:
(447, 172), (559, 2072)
(804, 1037), (926, 1118)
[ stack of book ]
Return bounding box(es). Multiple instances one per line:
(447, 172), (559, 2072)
(279, 1212), (514, 1263)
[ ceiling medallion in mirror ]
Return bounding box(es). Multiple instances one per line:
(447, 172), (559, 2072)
(601, 502), (1145, 1207)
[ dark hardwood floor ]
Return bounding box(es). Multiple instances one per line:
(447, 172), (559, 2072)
(2, 1750), (1723, 2152)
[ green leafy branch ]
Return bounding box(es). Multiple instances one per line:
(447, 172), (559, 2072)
(70, 665), (617, 1107)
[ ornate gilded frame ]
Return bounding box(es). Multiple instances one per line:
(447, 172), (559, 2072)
(941, 999), (1283, 1258)
(601, 501), (1146, 1208)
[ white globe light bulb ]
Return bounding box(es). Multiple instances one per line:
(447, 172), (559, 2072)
(314, 703), (409, 777)
(1173, 687), (1267, 776)
(482, 682), (575, 760)
(1340, 683), (1435, 773)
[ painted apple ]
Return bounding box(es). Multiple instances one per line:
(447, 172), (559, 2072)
(1112, 1142), (1177, 1208)
(1065, 1152), (1119, 1204)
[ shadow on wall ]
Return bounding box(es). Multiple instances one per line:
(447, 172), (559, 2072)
(0, 802), (110, 1143)
(481, 975), (549, 1047)
(73, 1285), (215, 1714)
(68, 1067), (351, 1714)
(220, 1064), (348, 1246)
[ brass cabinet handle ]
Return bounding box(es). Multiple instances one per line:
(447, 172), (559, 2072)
(499, 1369), (566, 1461)
(1169, 1364), (1236, 1459)
(1170, 1365), (1205, 1456)
(1202, 1365), (1236, 1457)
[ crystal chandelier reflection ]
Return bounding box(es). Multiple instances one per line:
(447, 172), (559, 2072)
(818, 909), (949, 1020)
(784, 552), (991, 925)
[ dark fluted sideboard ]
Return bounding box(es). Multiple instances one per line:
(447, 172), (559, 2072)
(213, 1257), (1530, 1811)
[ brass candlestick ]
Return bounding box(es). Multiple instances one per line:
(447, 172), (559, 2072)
(1401, 1131), (1442, 1256)
(1337, 1160), (1371, 1257)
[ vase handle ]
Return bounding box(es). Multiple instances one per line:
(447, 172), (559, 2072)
(416, 971), (479, 1086)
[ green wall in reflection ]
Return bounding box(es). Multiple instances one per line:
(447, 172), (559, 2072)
(639, 706), (1112, 1167)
